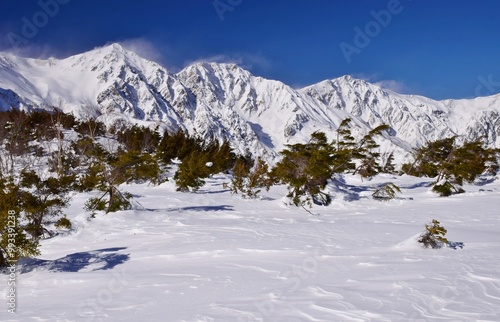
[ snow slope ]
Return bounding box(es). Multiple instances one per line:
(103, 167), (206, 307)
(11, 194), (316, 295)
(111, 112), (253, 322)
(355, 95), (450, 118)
(1, 44), (500, 161)
(1, 174), (500, 321)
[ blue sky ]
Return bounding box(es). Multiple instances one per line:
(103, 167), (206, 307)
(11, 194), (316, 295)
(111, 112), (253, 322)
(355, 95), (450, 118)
(1, 0), (500, 100)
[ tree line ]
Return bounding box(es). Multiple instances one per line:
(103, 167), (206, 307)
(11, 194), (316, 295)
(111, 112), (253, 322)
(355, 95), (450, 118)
(0, 109), (498, 266)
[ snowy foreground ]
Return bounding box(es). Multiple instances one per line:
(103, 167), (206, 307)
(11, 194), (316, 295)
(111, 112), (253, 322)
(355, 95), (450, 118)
(2, 174), (500, 321)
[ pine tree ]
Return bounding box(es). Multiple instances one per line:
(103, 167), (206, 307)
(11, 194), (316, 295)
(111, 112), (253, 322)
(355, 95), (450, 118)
(446, 140), (498, 184)
(382, 152), (396, 174)
(418, 219), (449, 248)
(1, 110), (33, 174)
(19, 169), (72, 239)
(402, 137), (456, 177)
(115, 150), (164, 185)
(230, 156), (252, 195)
(82, 145), (163, 213)
(332, 118), (357, 173)
(231, 156), (272, 198)
(372, 183), (402, 200)
(335, 118), (357, 152)
(211, 138), (236, 173)
(174, 149), (211, 192)
(354, 125), (389, 180)
(245, 158), (272, 198)
(273, 131), (335, 206)
(165, 133), (235, 192)
(0, 177), (40, 267)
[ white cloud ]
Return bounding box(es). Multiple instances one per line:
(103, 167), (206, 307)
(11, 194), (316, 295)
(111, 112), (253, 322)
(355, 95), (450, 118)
(353, 73), (409, 94)
(187, 54), (243, 66)
(0, 42), (67, 59)
(373, 79), (407, 93)
(118, 38), (164, 64)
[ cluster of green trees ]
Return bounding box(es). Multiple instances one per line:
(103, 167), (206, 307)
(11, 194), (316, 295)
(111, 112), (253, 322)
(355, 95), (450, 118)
(0, 110), (77, 266)
(0, 110), (235, 266)
(158, 130), (235, 192)
(271, 119), (392, 207)
(402, 137), (499, 196)
(1, 109), (498, 266)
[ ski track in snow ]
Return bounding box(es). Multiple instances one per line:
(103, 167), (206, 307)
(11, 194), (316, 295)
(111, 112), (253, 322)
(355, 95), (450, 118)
(1, 174), (500, 321)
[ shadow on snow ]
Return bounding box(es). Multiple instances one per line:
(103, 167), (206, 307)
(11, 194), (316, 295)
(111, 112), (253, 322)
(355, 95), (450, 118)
(18, 247), (129, 274)
(173, 205), (234, 212)
(142, 205), (235, 213)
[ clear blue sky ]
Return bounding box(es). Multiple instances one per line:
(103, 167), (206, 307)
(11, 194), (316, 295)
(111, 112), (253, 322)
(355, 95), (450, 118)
(1, 0), (500, 100)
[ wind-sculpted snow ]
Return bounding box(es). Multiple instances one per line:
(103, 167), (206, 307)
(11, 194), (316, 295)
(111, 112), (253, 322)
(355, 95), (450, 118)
(1, 43), (500, 162)
(3, 173), (500, 321)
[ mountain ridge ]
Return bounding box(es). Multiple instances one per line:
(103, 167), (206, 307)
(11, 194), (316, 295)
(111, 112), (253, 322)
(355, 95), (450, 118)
(1, 43), (499, 162)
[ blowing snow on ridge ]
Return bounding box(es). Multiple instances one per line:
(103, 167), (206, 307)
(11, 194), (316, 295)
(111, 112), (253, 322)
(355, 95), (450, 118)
(1, 43), (499, 161)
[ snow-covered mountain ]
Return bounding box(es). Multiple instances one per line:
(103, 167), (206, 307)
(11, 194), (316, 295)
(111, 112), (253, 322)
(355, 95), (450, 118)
(1, 43), (499, 161)
(301, 77), (500, 149)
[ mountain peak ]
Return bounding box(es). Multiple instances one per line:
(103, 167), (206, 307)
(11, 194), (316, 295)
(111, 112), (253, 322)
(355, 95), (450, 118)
(109, 42), (125, 51)
(334, 75), (372, 87)
(91, 42), (130, 55)
(84, 42), (137, 60)
(1, 44), (500, 161)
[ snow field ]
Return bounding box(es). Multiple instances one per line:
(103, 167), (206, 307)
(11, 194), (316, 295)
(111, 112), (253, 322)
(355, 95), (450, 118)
(1, 174), (500, 321)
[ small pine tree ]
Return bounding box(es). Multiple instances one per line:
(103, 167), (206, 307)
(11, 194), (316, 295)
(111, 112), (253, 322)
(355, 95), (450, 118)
(231, 157), (272, 198)
(246, 158), (272, 198)
(382, 152), (396, 174)
(372, 183), (402, 200)
(54, 215), (72, 230)
(230, 156), (252, 195)
(418, 219), (449, 249)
